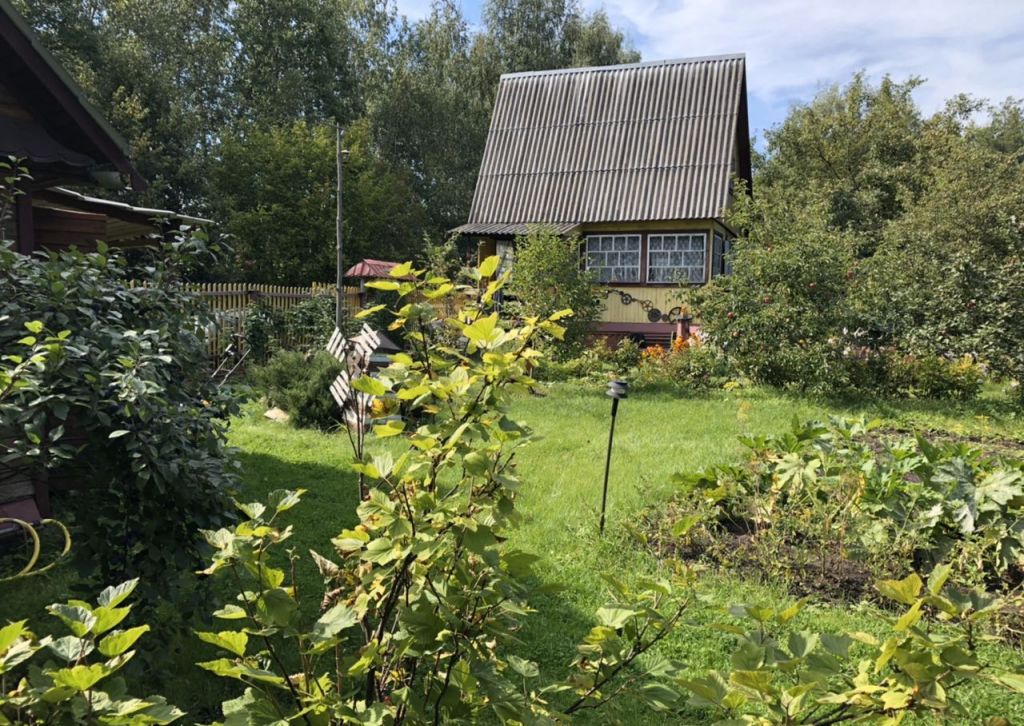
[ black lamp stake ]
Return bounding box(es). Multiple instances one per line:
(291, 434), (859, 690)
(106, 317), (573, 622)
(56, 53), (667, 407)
(600, 380), (628, 535)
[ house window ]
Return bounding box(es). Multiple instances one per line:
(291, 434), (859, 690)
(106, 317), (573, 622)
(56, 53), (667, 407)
(585, 234), (641, 282)
(712, 233), (735, 276)
(648, 233), (706, 283)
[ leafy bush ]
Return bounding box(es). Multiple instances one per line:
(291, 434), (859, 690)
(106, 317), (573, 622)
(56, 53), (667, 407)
(0, 579), (183, 724)
(250, 349), (344, 429)
(635, 336), (734, 392)
(682, 570), (1024, 723)
(534, 336), (643, 382)
(505, 225), (604, 358)
(196, 258), (691, 723)
(0, 233), (240, 614)
(245, 293), (342, 364)
(666, 418), (1024, 599)
(694, 77), (1024, 400)
(884, 352), (985, 400)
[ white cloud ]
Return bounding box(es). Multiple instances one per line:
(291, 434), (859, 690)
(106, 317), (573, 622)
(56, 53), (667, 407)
(581, 0), (1024, 130)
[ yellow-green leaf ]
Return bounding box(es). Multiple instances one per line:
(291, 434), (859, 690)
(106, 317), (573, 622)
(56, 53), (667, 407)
(479, 255), (500, 278)
(197, 630), (248, 657)
(99, 625), (150, 657)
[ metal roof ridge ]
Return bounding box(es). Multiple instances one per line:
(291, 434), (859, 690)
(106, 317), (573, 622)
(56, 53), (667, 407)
(499, 53), (746, 81)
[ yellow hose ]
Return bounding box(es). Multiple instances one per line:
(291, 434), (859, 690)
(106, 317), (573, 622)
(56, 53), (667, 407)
(0, 518), (72, 582)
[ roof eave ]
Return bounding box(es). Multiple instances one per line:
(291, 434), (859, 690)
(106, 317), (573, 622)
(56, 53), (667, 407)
(0, 0), (146, 190)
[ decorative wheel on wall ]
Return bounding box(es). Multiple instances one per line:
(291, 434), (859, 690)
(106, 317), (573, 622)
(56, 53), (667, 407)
(598, 289), (688, 324)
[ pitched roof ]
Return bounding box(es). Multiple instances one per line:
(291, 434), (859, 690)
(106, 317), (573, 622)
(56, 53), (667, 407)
(344, 259), (414, 280)
(456, 54), (751, 236)
(0, 0), (145, 189)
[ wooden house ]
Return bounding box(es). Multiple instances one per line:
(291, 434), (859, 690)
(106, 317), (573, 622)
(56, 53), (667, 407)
(0, 0), (204, 254)
(455, 54), (752, 346)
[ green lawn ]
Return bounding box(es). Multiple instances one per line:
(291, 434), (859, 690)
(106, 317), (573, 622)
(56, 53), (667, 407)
(226, 383), (1024, 723)
(4, 383), (1023, 723)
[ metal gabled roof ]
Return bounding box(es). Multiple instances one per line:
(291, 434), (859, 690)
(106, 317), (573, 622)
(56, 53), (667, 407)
(462, 54), (751, 232)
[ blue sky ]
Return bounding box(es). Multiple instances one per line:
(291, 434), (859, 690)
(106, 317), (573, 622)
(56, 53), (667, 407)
(395, 0), (1024, 141)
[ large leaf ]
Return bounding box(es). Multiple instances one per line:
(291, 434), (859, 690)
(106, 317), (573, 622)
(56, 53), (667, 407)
(875, 574), (922, 606)
(99, 626), (151, 658)
(197, 630), (248, 657)
(595, 606), (638, 629)
(97, 579), (140, 608)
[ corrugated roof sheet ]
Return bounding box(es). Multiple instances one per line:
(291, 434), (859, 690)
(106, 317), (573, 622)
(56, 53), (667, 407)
(451, 221), (580, 236)
(462, 54), (750, 232)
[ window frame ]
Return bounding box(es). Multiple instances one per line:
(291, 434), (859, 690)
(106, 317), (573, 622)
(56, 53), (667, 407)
(583, 233), (643, 284)
(646, 232), (708, 285)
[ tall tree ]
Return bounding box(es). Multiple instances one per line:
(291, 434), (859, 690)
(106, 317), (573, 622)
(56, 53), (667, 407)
(227, 0), (393, 127)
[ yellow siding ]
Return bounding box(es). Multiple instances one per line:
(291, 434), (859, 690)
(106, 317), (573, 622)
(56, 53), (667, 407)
(598, 286), (682, 324)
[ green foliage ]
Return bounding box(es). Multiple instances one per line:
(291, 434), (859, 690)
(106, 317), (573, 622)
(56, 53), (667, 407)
(0, 579), (184, 724)
(251, 350), (345, 430)
(681, 572), (1024, 724)
(669, 418), (1024, 598)
(505, 226), (604, 357)
(244, 294), (340, 364)
(533, 336), (642, 381)
(198, 258), (689, 723)
(634, 337), (735, 392)
(0, 156), (29, 239)
(0, 232), (240, 614)
(697, 76), (1024, 398)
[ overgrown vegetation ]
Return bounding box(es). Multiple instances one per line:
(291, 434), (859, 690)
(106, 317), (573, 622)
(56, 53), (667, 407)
(696, 76), (1024, 399)
(0, 580), (183, 724)
(251, 350), (345, 430)
(657, 418), (1024, 607)
(505, 226), (604, 358)
(1, 233), (239, 616)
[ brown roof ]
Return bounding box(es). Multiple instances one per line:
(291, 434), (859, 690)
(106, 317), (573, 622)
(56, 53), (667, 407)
(456, 54), (751, 236)
(344, 259), (414, 280)
(0, 0), (145, 189)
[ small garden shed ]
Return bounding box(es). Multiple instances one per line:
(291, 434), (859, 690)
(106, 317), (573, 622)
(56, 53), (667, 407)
(456, 54), (752, 345)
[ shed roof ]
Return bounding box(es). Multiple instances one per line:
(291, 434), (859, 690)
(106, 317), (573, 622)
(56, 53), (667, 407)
(344, 259), (414, 280)
(456, 54), (751, 236)
(34, 187), (210, 245)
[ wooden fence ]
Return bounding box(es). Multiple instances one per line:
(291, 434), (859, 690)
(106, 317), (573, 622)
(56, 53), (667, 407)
(189, 282), (361, 367)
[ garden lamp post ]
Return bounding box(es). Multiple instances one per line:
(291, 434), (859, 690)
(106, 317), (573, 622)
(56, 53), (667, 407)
(600, 379), (628, 535)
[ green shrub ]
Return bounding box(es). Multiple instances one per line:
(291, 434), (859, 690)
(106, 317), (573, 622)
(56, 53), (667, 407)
(197, 257), (690, 723)
(243, 301), (283, 363)
(505, 225), (604, 358)
(251, 349), (344, 430)
(667, 418), (1024, 598)
(635, 337), (734, 392)
(1, 233), (239, 615)
(886, 352), (985, 400)
(0, 579), (183, 724)
(245, 294), (341, 364)
(533, 336), (643, 382)
(682, 573), (1024, 723)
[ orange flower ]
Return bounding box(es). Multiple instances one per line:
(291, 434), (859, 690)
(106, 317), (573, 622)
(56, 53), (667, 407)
(642, 344), (666, 360)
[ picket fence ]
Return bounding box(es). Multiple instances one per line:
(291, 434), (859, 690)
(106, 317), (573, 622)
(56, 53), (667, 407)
(188, 282), (361, 367)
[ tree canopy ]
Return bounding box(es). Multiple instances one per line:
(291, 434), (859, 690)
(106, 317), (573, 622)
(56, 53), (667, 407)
(13, 0), (639, 282)
(696, 75), (1024, 395)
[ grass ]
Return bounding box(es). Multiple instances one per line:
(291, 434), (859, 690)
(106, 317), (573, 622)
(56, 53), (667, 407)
(3, 383), (1023, 723)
